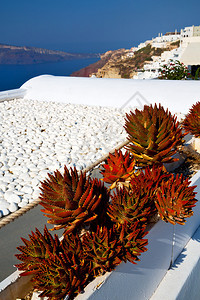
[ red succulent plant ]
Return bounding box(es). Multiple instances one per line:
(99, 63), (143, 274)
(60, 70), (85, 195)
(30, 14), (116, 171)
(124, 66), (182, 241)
(155, 174), (197, 225)
(183, 101), (200, 137)
(15, 226), (60, 276)
(100, 149), (136, 189)
(124, 104), (185, 167)
(39, 166), (109, 235)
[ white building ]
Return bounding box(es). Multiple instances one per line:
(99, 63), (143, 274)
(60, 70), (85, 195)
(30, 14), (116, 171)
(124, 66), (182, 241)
(180, 25), (200, 38)
(137, 40), (151, 50)
(133, 25), (200, 79)
(181, 26), (194, 38)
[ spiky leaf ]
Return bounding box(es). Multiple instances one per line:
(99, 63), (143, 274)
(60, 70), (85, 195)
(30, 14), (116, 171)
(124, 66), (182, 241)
(108, 186), (154, 225)
(16, 229), (91, 300)
(15, 226), (60, 276)
(100, 149), (136, 189)
(39, 166), (110, 234)
(124, 104), (185, 166)
(155, 174), (197, 225)
(183, 101), (200, 137)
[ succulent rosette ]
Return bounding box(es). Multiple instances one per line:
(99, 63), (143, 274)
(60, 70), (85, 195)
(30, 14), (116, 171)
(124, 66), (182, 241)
(16, 228), (91, 299)
(124, 104), (185, 167)
(183, 101), (200, 137)
(39, 166), (110, 235)
(101, 149), (136, 189)
(155, 174), (197, 225)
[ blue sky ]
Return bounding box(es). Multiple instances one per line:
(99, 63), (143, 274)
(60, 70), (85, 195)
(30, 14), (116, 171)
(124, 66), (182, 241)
(0, 0), (200, 53)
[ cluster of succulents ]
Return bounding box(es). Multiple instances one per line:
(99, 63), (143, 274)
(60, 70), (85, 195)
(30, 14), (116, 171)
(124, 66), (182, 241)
(16, 103), (198, 300)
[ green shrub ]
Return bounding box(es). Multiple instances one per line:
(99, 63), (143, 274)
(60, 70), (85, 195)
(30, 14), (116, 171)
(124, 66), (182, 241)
(159, 60), (191, 80)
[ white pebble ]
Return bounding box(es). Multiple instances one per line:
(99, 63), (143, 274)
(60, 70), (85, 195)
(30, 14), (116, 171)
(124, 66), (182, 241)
(21, 186), (33, 194)
(8, 202), (18, 212)
(4, 191), (21, 203)
(0, 181), (7, 192)
(32, 178), (40, 187)
(0, 200), (10, 209)
(19, 173), (32, 182)
(1, 208), (9, 216)
(32, 189), (40, 200)
(18, 201), (28, 208)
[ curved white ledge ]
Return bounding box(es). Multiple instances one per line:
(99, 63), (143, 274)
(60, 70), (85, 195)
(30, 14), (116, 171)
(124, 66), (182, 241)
(0, 88), (27, 102)
(21, 75), (200, 114)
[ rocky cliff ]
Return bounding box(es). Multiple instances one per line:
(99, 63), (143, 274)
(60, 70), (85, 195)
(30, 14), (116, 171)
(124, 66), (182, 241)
(72, 41), (180, 79)
(71, 50), (118, 77)
(0, 43), (98, 64)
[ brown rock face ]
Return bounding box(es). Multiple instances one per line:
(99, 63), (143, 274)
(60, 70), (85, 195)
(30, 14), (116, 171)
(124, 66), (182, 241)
(71, 50), (115, 77)
(72, 42), (180, 79)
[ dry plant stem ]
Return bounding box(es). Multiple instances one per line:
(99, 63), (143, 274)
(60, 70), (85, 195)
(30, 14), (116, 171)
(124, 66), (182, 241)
(180, 144), (200, 163)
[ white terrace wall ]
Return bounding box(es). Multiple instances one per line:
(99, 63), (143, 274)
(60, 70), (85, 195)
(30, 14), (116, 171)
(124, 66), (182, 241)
(21, 75), (200, 116)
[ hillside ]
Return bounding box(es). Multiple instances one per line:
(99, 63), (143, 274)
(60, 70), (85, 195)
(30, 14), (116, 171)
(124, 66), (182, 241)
(71, 49), (120, 77)
(72, 41), (180, 79)
(0, 44), (98, 64)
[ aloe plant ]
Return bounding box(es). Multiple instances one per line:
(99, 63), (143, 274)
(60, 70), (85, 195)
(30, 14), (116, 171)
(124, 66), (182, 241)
(39, 166), (109, 235)
(33, 233), (90, 300)
(183, 101), (200, 137)
(15, 226), (60, 276)
(82, 222), (148, 276)
(108, 186), (154, 225)
(155, 174), (197, 225)
(82, 225), (122, 276)
(108, 165), (171, 226)
(16, 228), (91, 299)
(124, 104), (185, 167)
(118, 221), (148, 264)
(101, 149), (136, 189)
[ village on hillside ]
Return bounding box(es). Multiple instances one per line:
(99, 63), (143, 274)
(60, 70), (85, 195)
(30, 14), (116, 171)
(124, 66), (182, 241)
(89, 25), (200, 80)
(132, 25), (200, 79)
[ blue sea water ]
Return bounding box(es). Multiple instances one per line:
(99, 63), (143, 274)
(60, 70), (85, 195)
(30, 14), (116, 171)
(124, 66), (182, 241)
(0, 57), (99, 92)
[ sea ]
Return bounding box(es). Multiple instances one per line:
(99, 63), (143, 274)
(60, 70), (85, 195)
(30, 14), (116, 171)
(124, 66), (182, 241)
(0, 57), (99, 92)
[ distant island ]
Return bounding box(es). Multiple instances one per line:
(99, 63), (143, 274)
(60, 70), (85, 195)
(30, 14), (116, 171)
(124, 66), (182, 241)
(0, 43), (99, 64)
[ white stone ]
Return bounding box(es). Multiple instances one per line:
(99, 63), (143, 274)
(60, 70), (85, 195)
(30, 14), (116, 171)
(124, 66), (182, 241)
(19, 173), (32, 182)
(7, 183), (16, 190)
(0, 200), (10, 209)
(2, 175), (14, 184)
(14, 190), (24, 196)
(38, 170), (50, 179)
(32, 178), (40, 187)
(21, 186), (33, 194)
(48, 163), (60, 171)
(1, 208), (9, 216)
(4, 191), (21, 203)
(0, 181), (7, 192)
(32, 189), (40, 200)
(8, 202), (18, 212)
(18, 201), (28, 208)
(27, 163), (37, 170)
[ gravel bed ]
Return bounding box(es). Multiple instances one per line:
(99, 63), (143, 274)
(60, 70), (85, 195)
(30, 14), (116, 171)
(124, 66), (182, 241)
(0, 99), (129, 218)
